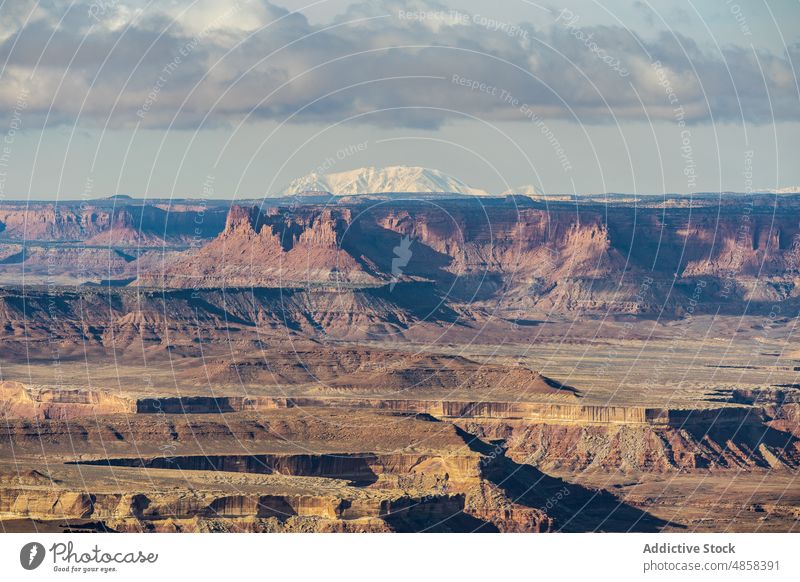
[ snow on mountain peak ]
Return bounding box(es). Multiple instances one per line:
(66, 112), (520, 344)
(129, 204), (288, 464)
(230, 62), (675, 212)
(501, 184), (544, 197)
(278, 166), (488, 197)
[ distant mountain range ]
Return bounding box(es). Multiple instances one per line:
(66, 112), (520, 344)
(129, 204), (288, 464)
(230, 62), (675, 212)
(276, 166), (800, 198)
(3, 163), (797, 201)
(278, 166), (489, 197)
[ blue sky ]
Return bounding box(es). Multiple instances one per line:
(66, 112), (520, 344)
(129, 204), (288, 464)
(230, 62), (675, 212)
(0, 0), (798, 199)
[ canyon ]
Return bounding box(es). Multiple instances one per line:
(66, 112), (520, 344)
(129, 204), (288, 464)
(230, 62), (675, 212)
(3, 194), (797, 314)
(1, 192), (799, 532)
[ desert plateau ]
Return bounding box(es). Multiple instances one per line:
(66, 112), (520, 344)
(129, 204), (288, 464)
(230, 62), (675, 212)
(1, 188), (798, 533)
(4, 4), (800, 581)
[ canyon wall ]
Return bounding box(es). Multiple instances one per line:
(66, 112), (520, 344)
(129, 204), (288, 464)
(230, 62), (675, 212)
(0, 201), (228, 244)
(139, 197), (800, 313)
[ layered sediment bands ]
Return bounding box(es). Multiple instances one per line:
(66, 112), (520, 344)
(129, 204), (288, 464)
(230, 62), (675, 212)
(0, 284), (448, 347)
(135, 395), (756, 428)
(462, 417), (800, 472)
(0, 485), (466, 527)
(138, 206), (379, 287)
(0, 381), (135, 420)
(0, 454), (500, 531)
(463, 480), (553, 532)
(0, 202), (227, 244)
(1, 385), (750, 429)
(3, 196), (800, 314)
(0, 409), (472, 454)
(70, 452), (481, 485)
(0, 489), (96, 519)
(0, 463), (545, 532)
(131, 197), (800, 314)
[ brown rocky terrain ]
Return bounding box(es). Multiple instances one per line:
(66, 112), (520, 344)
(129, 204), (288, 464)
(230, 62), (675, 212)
(459, 414), (800, 472)
(0, 199), (229, 284)
(0, 408), (561, 532)
(3, 195), (799, 315)
(194, 349), (579, 400)
(1, 193), (798, 533)
(2, 368), (798, 532)
(133, 196), (800, 315)
(0, 381), (135, 420)
(164, 205), (382, 287)
(0, 200), (228, 244)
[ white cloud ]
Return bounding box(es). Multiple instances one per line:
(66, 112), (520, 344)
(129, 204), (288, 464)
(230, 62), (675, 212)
(0, 0), (796, 129)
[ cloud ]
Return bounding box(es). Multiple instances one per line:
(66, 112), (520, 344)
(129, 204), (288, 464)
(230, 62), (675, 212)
(0, 0), (797, 130)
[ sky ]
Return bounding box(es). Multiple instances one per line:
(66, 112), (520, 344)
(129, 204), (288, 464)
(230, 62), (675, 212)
(0, 0), (798, 200)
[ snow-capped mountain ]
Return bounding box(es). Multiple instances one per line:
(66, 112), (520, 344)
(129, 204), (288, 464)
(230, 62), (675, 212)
(278, 166), (488, 197)
(501, 184), (543, 197)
